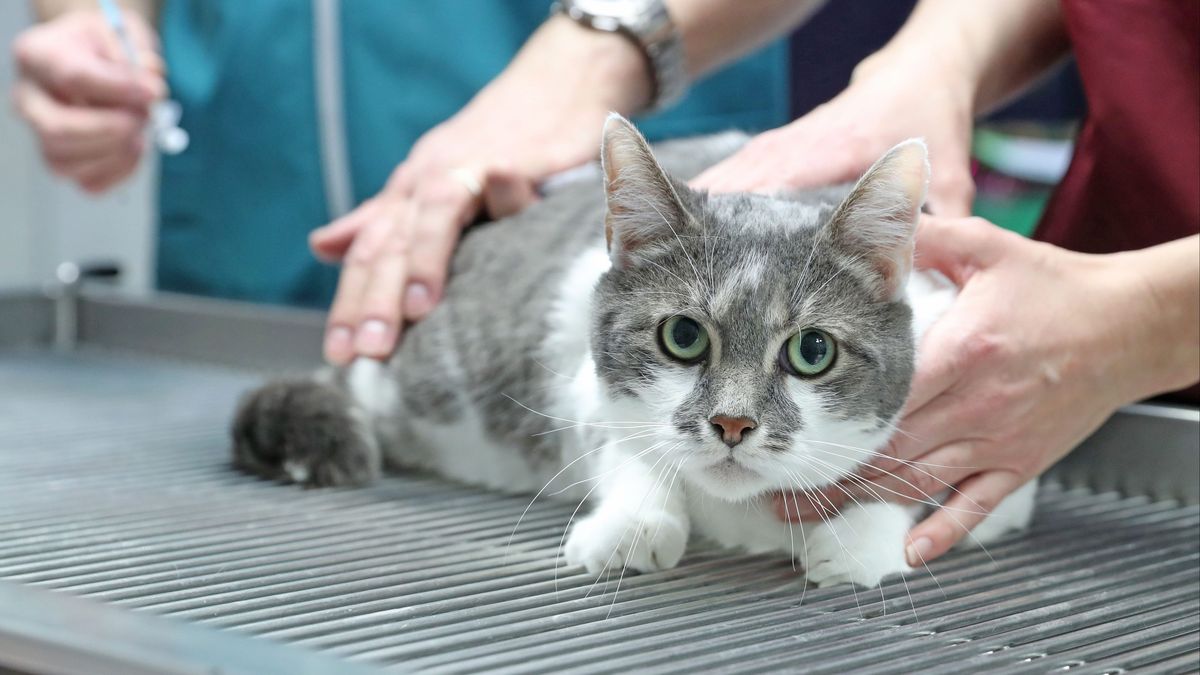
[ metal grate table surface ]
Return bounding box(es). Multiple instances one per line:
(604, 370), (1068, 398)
(1, 348), (1197, 674)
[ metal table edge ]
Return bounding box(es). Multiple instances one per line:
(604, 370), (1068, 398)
(0, 580), (389, 675)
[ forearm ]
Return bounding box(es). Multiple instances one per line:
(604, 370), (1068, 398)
(34, 0), (157, 24)
(669, 0), (827, 79)
(1122, 235), (1200, 398)
(856, 0), (1070, 116)
(513, 1), (826, 117)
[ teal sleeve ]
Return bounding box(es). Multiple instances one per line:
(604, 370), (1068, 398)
(158, 1), (790, 307)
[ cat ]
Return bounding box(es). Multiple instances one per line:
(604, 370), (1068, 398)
(231, 114), (1035, 588)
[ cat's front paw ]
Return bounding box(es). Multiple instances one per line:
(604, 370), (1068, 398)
(804, 503), (913, 588)
(231, 379), (379, 487)
(564, 509), (688, 576)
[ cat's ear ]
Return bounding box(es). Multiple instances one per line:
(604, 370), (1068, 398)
(601, 113), (690, 268)
(826, 139), (930, 301)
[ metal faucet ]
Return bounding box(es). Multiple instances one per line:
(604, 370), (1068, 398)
(51, 261), (121, 352)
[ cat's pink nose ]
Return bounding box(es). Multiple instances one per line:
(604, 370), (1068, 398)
(710, 415), (757, 447)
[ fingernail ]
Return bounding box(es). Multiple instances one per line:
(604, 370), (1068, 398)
(404, 283), (433, 317)
(323, 326), (353, 363)
(905, 536), (933, 567)
(354, 320), (391, 356)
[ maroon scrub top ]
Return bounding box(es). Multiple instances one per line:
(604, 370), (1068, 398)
(1034, 0), (1199, 402)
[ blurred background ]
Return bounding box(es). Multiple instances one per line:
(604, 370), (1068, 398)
(1, 3), (157, 294)
(0, 0), (1082, 300)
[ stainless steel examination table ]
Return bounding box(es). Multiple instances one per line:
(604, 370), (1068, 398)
(1, 289), (1197, 675)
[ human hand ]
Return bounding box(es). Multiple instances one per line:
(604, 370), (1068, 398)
(775, 216), (1187, 565)
(692, 52), (975, 217)
(12, 9), (165, 193)
(309, 16), (651, 365)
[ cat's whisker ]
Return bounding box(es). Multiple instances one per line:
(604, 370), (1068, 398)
(786, 466), (866, 615)
(801, 444), (991, 516)
(801, 437), (980, 471)
(800, 454), (897, 515)
(649, 456), (686, 545)
(805, 452), (975, 514)
(555, 442), (666, 595)
(530, 356), (574, 381)
(702, 212), (715, 299)
(788, 502), (812, 609)
(778, 478), (814, 604)
(893, 551), (921, 621)
(795, 460), (871, 543)
(903, 528), (950, 602)
(635, 290), (697, 300)
(873, 416), (922, 443)
(641, 254), (696, 292)
(548, 440), (669, 497)
(801, 449), (1008, 569)
(603, 449), (681, 616)
(532, 422), (665, 438)
(801, 251), (869, 315)
(590, 446), (676, 605)
(836, 469), (895, 507)
(636, 193), (708, 293)
(801, 453), (927, 611)
(801, 467), (876, 616)
(503, 393), (668, 432)
(803, 455), (881, 519)
(774, 477), (799, 573)
(800, 438), (975, 491)
(789, 234), (822, 306)
(505, 428), (663, 563)
(801, 449), (999, 566)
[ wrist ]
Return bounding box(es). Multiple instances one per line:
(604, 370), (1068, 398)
(851, 1), (984, 115)
(510, 14), (653, 115)
(1108, 239), (1200, 400)
(850, 42), (976, 117)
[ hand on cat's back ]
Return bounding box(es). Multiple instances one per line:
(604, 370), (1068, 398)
(690, 52), (974, 218)
(775, 215), (1193, 565)
(306, 152), (538, 366)
(300, 18), (648, 367)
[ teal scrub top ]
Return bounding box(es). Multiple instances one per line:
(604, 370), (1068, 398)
(158, 1), (790, 308)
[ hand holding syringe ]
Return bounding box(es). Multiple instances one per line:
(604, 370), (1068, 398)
(97, 0), (189, 155)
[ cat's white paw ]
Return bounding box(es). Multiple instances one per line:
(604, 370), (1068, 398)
(804, 502), (913, 588)
(564, 509), (688, 576)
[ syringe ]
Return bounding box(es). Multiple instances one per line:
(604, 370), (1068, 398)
(97, 0), (189, 155)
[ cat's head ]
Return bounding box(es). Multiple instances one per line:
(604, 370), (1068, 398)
(591, 114), (929, 502)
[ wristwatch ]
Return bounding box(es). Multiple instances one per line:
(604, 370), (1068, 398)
(552, 0), (688, 111)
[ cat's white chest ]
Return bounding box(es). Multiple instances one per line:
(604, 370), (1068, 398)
(685, 490), (798, 555)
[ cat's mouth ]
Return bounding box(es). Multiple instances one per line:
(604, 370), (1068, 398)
(686, 456), (772, 501)
(704, 457), (760, 481)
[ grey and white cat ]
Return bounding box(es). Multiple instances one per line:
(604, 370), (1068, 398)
(232, 115), (1035, 588)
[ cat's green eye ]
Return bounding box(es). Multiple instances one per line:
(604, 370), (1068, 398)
(784, 329), (837, 376)
(659, 316), (710, 362)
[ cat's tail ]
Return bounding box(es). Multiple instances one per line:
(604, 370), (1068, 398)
(230, 376), (380, 487)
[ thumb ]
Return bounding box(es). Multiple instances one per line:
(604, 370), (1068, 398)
(924, 166), (975, 219)
(913, 215), (996, 286)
